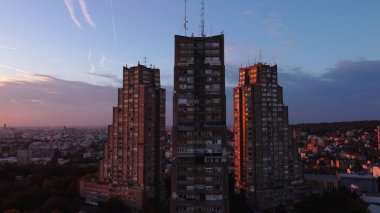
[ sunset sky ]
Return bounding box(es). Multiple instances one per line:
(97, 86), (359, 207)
(1, 0), (379, 127)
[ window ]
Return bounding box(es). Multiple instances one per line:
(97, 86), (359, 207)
(205, 42), (220, 47)
(205, 167), (213, 173)
(205, 84), (220, 91)
(212, 98), (221, 103)
(178, 98), (187, 104)
(205, 57), (221, 65)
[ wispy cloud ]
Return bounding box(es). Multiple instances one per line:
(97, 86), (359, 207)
(87, 50), (92, 60)
(87, 50), (95, 83)
(265, 21), (283, 36)
(282, 39), (293, 45)
(79, 0), (96, 29)
(90, 64), (95, 74)
(64, 0), (82, 29)
(0, 64), (52, 84)
(0, 74), (118, 126)
(52, 58), (68, 64)
(0, 64), (29, 74)
(88, 72), (116, 79)
(268, 11), (280, 18)
(10, 99), (18, 104)
(31, 99), (48, 105)
(224, 40), (259, 65)
(0, 45), (17, 50)
(87, 54), (123, 85)
(99, 54), (106, 67)
(263, 11), (284, 37)
(110, 0), (117, 44)
(244, 10), (253, 16)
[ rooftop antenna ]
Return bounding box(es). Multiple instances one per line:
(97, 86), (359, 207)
(143, 56), (147, 66)
(200, 0), (205, 37)
(184, 0), (189, 36)
(259, 49), (262, 63)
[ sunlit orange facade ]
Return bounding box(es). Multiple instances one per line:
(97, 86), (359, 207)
(80, 64), (165, 210)
(234, 63), (302, 210)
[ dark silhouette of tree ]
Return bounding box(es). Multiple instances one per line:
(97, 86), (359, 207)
(295, 187), (368, 213)
(0, 163), (97, 212)
(3, 209), (20, 213)
(141, 198), (159, 213)
(98, 198), (132, 213)
(41, 196), (68, 213)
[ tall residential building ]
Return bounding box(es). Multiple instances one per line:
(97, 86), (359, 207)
(171, 34), (230, 213)
(80, 64), (166, 211)
(234, 63), (302, 210)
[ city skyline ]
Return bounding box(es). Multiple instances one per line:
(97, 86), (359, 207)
(1, 0), (380, 126)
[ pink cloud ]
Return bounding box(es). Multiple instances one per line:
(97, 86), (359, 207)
(0, 75), (117, 126)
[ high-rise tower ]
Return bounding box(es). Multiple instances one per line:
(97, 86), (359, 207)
(171, 34), (230, 213)
(80, 64), (166, 211)
(234, 63), (302, 210)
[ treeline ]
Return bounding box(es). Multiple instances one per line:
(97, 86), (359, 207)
(292, 120), (380, 135)
(0, 162), (97, 213)
(295, 187), (368, 213)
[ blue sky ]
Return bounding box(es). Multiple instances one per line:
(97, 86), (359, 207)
(0, 0), (379, 126)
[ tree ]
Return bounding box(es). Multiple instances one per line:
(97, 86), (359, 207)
(295, 187), (368, 213)
(98, 198), (132, 213)
(40, 196), (68, 213)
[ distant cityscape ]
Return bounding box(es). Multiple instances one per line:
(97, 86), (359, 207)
(1, 120), (380, 212)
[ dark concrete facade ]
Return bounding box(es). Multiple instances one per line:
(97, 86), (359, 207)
(80, 64), (165, 211)
(171, 34), (230, 213)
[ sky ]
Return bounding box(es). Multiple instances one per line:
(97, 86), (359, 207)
(0, 0), (379, 127)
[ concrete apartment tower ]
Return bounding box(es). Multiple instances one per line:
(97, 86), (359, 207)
(80, 64), (166, 211)
(234, 63), (302, 210)
(171, 34), (230, 213)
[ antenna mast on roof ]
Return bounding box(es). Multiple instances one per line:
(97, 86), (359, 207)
(143, 56), (147, 66)
(184, 0), (189, 36)
(259, 49), (262, 63)
(200, 0), (205, 37)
